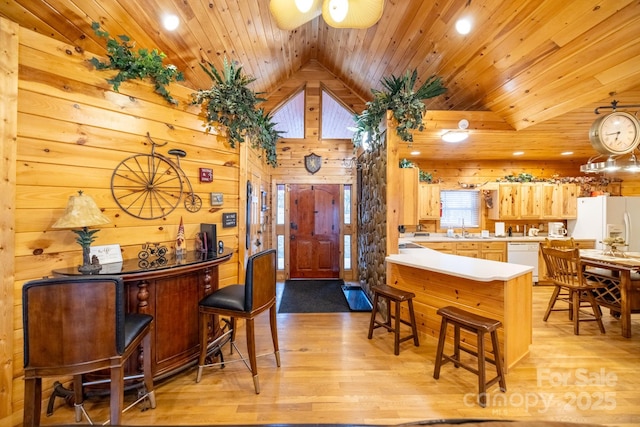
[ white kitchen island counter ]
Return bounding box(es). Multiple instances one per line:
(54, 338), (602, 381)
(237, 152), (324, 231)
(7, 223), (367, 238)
(385, 248), (533, 372)
(389, 247), (532, 281)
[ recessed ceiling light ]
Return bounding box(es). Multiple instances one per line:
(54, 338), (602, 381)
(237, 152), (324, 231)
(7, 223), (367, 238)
(410, 150), (421, 155)
(561, 151), (573, 156)
(162, 14), (180, 31)
(455, 17), (472, 35)
(513, 151), (524, 156)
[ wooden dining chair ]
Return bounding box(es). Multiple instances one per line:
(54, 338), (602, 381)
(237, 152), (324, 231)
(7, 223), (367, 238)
(196, 249), (280, 393)
(543, 237), (576, 249)
(22, 276), (156, 426)
(540, 246), (606, 335)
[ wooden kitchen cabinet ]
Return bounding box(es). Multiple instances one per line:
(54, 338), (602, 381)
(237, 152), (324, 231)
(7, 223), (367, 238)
(488, 183), (520, 220)
(480, 241), (507, 262)
(418, 183), (441, 219)
(489, 182), (577, 220)
(520, 183), (542, 219)
(399, 167), (418, 226)
(542, 183), (578, 219)
(416, 241), (455, 253)
(415, 240), (506, 260)
(455, 241), (480, 258)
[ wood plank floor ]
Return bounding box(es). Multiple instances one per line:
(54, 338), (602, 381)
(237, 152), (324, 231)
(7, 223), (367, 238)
(40, 284), (640, 426)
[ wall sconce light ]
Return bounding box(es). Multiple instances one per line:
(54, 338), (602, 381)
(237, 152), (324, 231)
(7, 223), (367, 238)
(52, 191), (111, 274)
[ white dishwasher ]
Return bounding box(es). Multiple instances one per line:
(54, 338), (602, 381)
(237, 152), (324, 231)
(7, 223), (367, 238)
(507, 242), (539, 283)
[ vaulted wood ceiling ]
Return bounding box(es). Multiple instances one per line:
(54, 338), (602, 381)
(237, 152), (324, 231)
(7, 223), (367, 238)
(3, 0), (640, 163)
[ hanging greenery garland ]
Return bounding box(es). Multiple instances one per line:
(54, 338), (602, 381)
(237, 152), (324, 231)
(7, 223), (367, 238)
(89, 22), (184, 105)
(352, 69), (446, 148)
(191, 58), (281, 168)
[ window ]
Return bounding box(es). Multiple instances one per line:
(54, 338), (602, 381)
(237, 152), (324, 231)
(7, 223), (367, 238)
(440, 190), (480, 228)
(344, 235), (351, 270)
(321, 89), (355, 139)
(272, 90), (305, 138)
(344, 184), (351, 225)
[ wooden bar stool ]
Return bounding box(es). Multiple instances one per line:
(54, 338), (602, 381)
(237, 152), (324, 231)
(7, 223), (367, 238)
(367, 284), (419, 355)
(433, 306), (506, 407)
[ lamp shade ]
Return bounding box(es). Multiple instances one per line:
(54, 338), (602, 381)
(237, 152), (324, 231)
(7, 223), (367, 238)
(270, 0), (322, 30)
(270, 0), (384, 30)
(322, 0), (384, 29)
(52, 191), (111, 229)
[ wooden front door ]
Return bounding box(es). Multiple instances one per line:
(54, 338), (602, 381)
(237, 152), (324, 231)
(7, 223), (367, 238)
(289, 184), (340, 278)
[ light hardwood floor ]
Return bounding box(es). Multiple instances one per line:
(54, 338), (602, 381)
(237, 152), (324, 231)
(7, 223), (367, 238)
(40, 284), (640, 426)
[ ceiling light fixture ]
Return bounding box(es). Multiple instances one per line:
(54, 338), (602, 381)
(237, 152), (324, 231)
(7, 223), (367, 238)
(295, 0), (314, 12)
(441, 131), (468, 143)
(625, 153), (640, 172)
(561, 151), (573, 156)
(455, 17), (472, 35)
(513, 151), (524, 156)
(162, 14), (180, 31)
(327, 0), (348, 22)
(580, 151), (640, 173)
(441, 119), (469, 143)
(455, 0), (473, 35)
(410, 150), (421, 155)
(270, 0), (383, 30)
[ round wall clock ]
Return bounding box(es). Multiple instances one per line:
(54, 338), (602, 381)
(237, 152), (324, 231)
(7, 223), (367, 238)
(589, 111), (640, 155)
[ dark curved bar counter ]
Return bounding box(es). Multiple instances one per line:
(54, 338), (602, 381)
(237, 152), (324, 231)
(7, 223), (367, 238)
(53, 249), (234, 379)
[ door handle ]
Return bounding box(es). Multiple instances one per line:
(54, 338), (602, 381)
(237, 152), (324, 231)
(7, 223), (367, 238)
(290, 235), (295, 240)
(290, 222), (298, 230)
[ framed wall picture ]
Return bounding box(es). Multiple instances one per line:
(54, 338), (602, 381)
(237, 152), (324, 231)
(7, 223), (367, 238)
(199, 168), (213, 183)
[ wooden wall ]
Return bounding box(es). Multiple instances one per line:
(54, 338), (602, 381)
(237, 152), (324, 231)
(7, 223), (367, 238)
(7, 22), (247, 424)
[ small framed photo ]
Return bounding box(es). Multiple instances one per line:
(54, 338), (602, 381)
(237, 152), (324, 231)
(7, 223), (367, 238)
(199, 168), (213, 183)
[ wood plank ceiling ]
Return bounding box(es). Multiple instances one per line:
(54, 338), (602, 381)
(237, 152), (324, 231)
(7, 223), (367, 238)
(3, 0), (640, 163)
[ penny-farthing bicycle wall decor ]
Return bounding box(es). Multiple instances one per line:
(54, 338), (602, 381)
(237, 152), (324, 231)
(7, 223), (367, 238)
(111, 133), (203, 219)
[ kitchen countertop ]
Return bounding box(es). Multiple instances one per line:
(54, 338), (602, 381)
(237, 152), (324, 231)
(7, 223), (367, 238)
(388, 247), (533, 281)
(400, 233), (570, 243)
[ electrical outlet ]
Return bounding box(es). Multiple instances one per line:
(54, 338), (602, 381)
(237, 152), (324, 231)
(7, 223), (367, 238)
(210, 192), (223, 206)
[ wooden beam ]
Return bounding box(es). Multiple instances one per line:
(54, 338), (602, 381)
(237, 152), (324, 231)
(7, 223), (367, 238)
(0, 16), (18, 424)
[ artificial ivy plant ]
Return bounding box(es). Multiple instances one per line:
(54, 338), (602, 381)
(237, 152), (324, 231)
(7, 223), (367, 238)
(89, 22), (184, 105)
(191, 58), (281, 168)
(352, 69), (446, 147)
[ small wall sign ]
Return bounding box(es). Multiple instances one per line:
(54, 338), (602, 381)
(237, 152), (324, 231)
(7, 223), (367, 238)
(199, 168), (213, 183)
(222, 212), (237, 228)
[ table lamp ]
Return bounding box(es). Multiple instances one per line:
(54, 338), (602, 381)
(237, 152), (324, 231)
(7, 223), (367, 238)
(52, 191), (111, 274)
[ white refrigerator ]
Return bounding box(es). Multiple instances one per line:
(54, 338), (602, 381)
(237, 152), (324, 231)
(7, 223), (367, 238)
(567, 196), (640, 251)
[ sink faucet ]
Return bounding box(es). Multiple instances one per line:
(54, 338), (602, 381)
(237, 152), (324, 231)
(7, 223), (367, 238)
(461, 218), (469, 237)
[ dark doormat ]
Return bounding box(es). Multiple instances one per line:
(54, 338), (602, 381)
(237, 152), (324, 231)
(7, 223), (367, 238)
(341, 284), (373, 312)
(279, 280), (352, 313)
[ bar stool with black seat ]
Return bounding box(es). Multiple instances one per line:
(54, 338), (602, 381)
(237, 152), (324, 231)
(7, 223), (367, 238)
(433, 305), (506, 407)
(22, 276), (156, 426)
(196, 248), (280, 393)
(367, 284), (419, 355)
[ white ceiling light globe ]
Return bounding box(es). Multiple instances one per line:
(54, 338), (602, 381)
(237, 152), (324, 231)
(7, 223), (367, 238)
(455, 17), (472, 35)
(295, 0), (314, 13)
(328, 0), (349, 23)
(163, 14), (180, 31)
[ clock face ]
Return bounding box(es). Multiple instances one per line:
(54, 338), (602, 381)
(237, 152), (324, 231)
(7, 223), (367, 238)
(589, 112), (640, 155)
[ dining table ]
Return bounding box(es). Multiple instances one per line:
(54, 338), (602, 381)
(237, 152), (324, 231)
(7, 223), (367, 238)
(579, 249), (640, 338)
